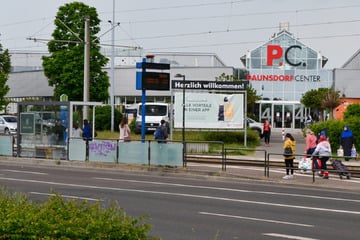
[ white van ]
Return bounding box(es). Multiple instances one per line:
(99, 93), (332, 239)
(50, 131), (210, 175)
(135, 103), (169, 133)
(0, 115), (17, 135)
(247, 117), (263, 137)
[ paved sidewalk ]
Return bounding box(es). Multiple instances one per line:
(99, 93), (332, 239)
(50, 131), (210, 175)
(1, 128), (359, 192)
(255, 128), (305, 158)
(186, 128), (360, 192)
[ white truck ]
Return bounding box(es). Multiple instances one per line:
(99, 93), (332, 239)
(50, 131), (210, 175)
(134, 102), (169, 133)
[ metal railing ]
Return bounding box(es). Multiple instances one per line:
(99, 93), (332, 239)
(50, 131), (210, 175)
(3, 134), (359, 181)
(225, 148), (267, 175)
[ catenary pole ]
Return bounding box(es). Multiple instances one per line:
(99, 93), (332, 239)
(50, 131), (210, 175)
(83, 16), (90, 120)
(110, 0), (115, 131)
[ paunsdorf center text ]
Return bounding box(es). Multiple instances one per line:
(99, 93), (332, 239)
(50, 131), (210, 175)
(246, 74), (321, 82)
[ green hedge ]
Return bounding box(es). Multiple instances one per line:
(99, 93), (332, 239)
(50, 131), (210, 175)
(308, 118), (360, 154)
(202, 130), (260, 146)
(0, 189), (159, 240)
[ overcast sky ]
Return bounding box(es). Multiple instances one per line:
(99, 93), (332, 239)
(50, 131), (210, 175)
(1, 0), (359, 69)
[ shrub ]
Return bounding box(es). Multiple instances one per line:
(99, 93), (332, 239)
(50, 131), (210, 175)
(308, 119), (360, 154)
(94, 105), (122, 131)
(202, 130), (260, 146)
(0, 189), (159, 240)
(129, 116), (137, 133)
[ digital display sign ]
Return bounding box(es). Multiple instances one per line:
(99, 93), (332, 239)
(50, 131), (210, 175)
(142, 72), (170, 90)
(136, 61), (170, 91)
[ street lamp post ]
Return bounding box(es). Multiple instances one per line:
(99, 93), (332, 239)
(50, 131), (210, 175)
(175, 74), (186, 161)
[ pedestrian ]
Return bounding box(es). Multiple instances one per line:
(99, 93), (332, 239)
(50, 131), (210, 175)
(72, 123), (81, 137)
(283, 133), (296, 179)
(119, 118), (131, 142)
(304, 129), (317, 157)
(305, 115), (312, 127)
(317, 128), (328, 143)
(53, 119), (66, 145)
(312, 134), (332, 179)
(340, 126), (354, 161)
(82, 119), (92, 140)
(72, 123), (82, 138)
(263, 119), (271, 146)
(154, 119), (168, 143)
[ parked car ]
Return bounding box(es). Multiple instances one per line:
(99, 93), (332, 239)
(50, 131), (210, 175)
(34, 112), (56, 129)
(0, 115), (17, 135)
(247, 117), (263, 137)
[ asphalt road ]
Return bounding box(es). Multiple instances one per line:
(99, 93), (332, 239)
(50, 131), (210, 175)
(1, 162), (359, 240)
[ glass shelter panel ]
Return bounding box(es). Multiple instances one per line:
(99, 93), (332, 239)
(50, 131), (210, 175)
(17, 101), (70, 159)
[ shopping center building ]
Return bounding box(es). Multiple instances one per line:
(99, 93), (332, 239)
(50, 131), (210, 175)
(5, 25), (360, 130)
(240, 27), (333, 129)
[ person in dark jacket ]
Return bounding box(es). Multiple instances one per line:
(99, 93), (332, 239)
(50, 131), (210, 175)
(340, 126), (354, 161)
(154, 119), (168, 143)
(52, 119), (66, 145)
(82, 119), (92, 140)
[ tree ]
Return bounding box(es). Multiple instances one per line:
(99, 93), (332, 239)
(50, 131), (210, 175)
(300, 89), (324, 110)
(301, 88), (340, 121)
(246, 85), (261, 118)
(344, 103), (360, 121)
(0, 43), (11, 111)
(320, 89), (340, 120)
(42, 2), (109, 102)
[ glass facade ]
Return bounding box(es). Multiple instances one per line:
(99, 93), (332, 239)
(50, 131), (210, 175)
(246, 30), (333, 129)
(249, 33), (320, 70)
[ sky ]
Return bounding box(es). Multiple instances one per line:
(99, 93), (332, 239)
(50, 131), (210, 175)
(1, 0), (360, 69)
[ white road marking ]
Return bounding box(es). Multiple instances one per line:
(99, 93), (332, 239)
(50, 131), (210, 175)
(199, 212), (314, 227)
(263, 233), (319, 240)
(1, 176), (360, 215)
(2, 169), (48, 175)
(29, 192), (100, 201)
(95, 177), (360, 203)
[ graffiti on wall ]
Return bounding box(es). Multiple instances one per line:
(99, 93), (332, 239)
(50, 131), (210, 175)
(89, 140), (117, 157)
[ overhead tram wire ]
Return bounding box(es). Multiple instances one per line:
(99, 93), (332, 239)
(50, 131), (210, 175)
(118, 25), (142, 49)
(118, 19), (360, 43)
(114, 4), (360, 25)
(27, 18), (360, 46)
(3, 3), (360, 36)
(108, 0), (249, 14)
(26, 19), (139, 124)
(4, 3), (360, 48)
(112, 3), (360, 49)
(145, 31), (360, 52)
(108, 1), (360, 15)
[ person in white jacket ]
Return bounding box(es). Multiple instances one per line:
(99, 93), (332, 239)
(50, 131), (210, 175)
(312, 135), (332, 179)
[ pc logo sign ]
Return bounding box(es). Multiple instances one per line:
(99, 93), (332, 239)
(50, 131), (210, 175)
(267, 45), (305, 67)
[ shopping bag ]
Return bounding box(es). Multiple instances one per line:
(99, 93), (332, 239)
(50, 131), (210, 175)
(298, 157), (312, 170)
(351, 145), (357, 158)
(312, 158), (322, 169)
(337, 147), (344, 157)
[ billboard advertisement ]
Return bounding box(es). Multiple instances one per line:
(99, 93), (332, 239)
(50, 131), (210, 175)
(174, 92), (244, 129)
